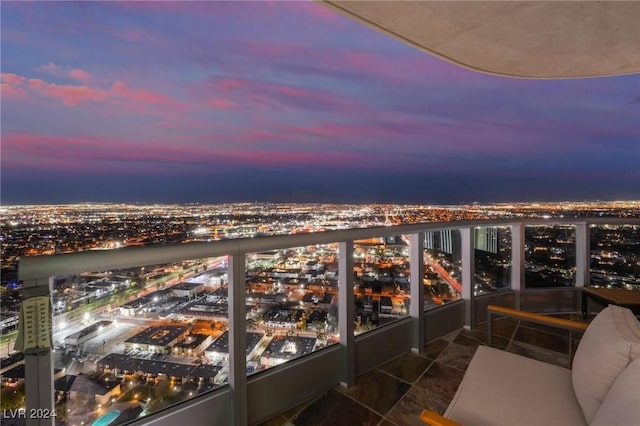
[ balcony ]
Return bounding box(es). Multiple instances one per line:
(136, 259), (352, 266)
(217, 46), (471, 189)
(13, 217), (640, 426)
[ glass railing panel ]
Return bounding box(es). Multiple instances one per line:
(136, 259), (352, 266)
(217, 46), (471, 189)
(47, 256), (228, 425)
(245, 243), (338, 372)
(525, 225), (576, 287)
(423, 230), (462, 310)
(590, 225), (640, 289)
(0, 286), (20, 357)
(354, 235), (410, 333)
(474, 226), (512, 295)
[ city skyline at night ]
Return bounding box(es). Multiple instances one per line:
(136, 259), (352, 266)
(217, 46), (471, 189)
(2, 1), (639, 205)
(2, 3), (640, 424)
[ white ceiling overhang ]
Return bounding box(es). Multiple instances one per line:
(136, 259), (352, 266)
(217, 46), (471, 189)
(321, 1), (640, 78)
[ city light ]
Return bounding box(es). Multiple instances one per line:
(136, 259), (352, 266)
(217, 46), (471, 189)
(0, 201), (638, 426)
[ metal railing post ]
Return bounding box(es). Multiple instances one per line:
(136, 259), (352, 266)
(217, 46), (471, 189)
(409, 232), (425, 352)
(228, 254), (247, 426)
(338, 240), (355, 388)
(511, 223), (525, 310)
(575, 222), (590, 288)
(22, 277), (55, 426)
(487, 309), (493, 347)
(461, 228), (475, 328)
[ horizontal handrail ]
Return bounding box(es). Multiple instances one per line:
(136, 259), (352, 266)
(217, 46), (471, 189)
(487, 305), (589, 332)
(487, 304), (589, 349)
(18, 217), (639, 281)
(420, 409), (461, 426)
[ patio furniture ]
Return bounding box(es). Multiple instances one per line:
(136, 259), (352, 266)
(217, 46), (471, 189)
(581, 286), (640, 318)
(421, 304), (640, 426)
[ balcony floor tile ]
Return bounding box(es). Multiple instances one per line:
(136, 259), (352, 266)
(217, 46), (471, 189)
(262, 314), (592, 426)
(414, 362), (464, 401)
(434, 342), (477, 372)
(490, 317), (519, 339)
(421, 338), (449, 360)
(257, 415), (292, 426)
(385, 386), (450, 426)
(379, 352), (433, 384)
(452, 330), (482, 348)
(338, 370), (411, 415)
(289, 390), (382, 426)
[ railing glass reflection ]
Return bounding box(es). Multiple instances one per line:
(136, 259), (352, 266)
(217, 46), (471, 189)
(525, 225), (576, 287)
(354, 235), (410, 333)
(423, 230), (462, 309)
(474, 226), (512, 295)
(590, 225), (640, 289)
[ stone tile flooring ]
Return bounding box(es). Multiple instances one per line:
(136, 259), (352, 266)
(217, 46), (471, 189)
(259, 315), (588, 426)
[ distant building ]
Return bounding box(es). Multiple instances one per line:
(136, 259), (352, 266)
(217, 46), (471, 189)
(172, 334), (212, 357)
(64, 320), (113, 348)
(260, 336), (316, 367)
(98, 353), (221, 386)
(0, 352), (24, 375)
(263, 309), (304, 329)
(55, 374), (120, 406)
(187, 271), (227, 287)
(380, 296), (393, 313)
(4, 365), (64, 387)
(475, 227), (499, 254)
(204, 331), (264, 362)
(0, 314), (19, 333)
(425, 230), (455, 254)
(124, 325), (189, 353)
(171, 282), (202, 299)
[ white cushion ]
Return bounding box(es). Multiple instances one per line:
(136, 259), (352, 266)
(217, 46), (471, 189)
(446, 345), (586, 426)
(591, 356), (640, 426)
(572, 305), (640, 424)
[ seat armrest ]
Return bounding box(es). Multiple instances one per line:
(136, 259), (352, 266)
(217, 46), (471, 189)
(420, 410), (462, 426)
(487, 305), (589, 332)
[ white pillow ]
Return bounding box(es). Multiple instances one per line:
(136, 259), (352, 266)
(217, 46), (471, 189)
(590, 355), (640, 426)
(572, 305), (640, 424)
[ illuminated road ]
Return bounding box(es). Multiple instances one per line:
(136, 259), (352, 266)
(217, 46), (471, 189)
(425, 255), (462, 294)
(398, 235), (462, 294)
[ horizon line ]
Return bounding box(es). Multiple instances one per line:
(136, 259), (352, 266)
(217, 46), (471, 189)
(2, 199), (639, 208)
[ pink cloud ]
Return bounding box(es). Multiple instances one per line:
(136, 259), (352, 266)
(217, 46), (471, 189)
(226, 128), (301, 145)
(36, 62), (58, 73)
(0, 82), (27, 99)
(2, 133), (208, 172)
(2, 132), (367, 173)
(2, 71), (187, 115)
(241, 40), (309, 59)
(35, 62), (94, 82)
(203, 76), (373, 116)
(276, 122), (401, 140)
(218, 149), (360, 167)
(2, 72), (108, 106)
(206, 98), (237, 110)
(69, 68), (92, 82)
(42, 84), (108, 106)
(298, 2), (343, 22)
(117, 29), (158, 43)
(1, 73), (26, 85)
(319, 49), (471, 85)
(111, 80), (171, 105)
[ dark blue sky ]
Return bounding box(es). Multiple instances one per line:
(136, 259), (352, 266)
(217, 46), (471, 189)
(2, 1), (639, 205)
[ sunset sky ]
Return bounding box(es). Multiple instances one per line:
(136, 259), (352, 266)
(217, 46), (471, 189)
(2, 1), (639, 205)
